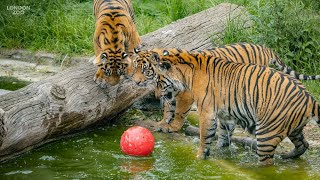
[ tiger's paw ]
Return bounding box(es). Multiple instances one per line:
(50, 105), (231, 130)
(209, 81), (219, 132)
(155, 124), (174, 133)
(258, 154), (274, 166)
(93, 75), (107, 89)
(155, 121), (181, 133)
(196, 148), (210, 160)
(258, 158), (274, 166)
(99, 78), (107, 89)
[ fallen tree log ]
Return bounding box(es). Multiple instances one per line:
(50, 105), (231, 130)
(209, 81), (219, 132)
(0, 3), (249, 161)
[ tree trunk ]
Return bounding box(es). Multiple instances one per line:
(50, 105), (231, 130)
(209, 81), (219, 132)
(0, 3), (249, 161)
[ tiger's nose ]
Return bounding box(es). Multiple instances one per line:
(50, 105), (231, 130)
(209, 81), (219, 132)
(136, 80), (142, 86)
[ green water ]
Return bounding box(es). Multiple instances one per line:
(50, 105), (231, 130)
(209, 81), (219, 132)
(1, 77), (320, 179)
(0, 125), (320, 179)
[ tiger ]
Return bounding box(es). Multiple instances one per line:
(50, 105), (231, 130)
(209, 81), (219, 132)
(132, 43), (320, 133)
(151, 49), (320, 165)
(93, 0), (141, 87)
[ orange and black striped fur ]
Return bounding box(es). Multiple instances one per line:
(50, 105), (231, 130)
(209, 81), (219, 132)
(205, 43), (320, 81)
(93, 0), (141, 87)
(132, 43), (320, 133)
(152, 49), (320, 165)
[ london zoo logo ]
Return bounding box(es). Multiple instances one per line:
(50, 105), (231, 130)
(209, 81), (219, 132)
(7, 6), (30, 15)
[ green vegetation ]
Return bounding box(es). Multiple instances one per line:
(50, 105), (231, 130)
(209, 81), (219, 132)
(0, 76), (31, 90)
(220, 0), (320, 75)
(1, 0), (319, 65)
(0, 0), (94, 55)
(0, 0), (215, 55)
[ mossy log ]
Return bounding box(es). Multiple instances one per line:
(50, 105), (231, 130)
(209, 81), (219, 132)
(0, 3), (249, 161)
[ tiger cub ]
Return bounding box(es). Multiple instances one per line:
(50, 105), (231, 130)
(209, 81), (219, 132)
(132, 43), (320, 132)
(93, 0), (141, 87)
(152, 49), (320, 165)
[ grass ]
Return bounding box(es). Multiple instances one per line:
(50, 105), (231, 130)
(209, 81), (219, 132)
(0, 0), (216, 55)
(0, 76), (31, 91)
(303, 81), (320, 102)
(0, 0), (95, 55)
(217, 0), (320, 75)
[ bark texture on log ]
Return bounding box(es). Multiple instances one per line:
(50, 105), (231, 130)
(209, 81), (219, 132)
(0, 3), (249, 161)
(140, 3), (250, 51)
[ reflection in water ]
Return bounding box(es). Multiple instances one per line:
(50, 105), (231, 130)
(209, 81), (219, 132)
(120, 158), (155, 173)
(5, 170), (33, 175)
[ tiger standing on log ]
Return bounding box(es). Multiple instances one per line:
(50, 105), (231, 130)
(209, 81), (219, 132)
(149, 49), (320, 165)
(93, 0), (141, 87)
(132, 43), (320, 133)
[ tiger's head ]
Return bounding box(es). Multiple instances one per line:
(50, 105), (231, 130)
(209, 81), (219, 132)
(153, 49), (187, 93)
(131, 49), (163, 87)
(94, 24), (136, 86)
(132, 49), (185, 101)
(94, 50), (131, 86)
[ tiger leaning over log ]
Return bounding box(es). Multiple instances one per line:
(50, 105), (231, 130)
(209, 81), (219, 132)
(93, 0), (141, 87)
(132, 43), (320, 133)
(138, 48), (320, 165)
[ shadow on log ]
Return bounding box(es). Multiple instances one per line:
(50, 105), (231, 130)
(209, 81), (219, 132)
(0, 3), (249, 161)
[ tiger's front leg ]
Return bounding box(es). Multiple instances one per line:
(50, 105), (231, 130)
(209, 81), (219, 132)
(156, 90), (193, 133)
(196, 110), (217, 160)
(156, 99), (175, 133)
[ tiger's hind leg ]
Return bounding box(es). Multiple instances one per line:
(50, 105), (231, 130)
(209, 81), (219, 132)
(281, 128), (309, 159)
(256, 132), (283, 165)
(216, 113), (236, 148)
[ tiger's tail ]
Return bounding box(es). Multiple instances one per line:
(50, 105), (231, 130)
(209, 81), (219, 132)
(317, 105), (320, 126)
(311, 101), (320, 127)
(271, 58), (320, 80)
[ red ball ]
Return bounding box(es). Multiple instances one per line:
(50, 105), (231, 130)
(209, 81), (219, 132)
(120, 126), (155, 156)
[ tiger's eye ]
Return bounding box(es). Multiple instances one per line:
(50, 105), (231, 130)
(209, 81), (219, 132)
(101, 53), (107, 62)
(122, 52), (128, 58)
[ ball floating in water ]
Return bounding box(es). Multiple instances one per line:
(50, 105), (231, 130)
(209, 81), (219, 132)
(120, 126), (155, 156)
